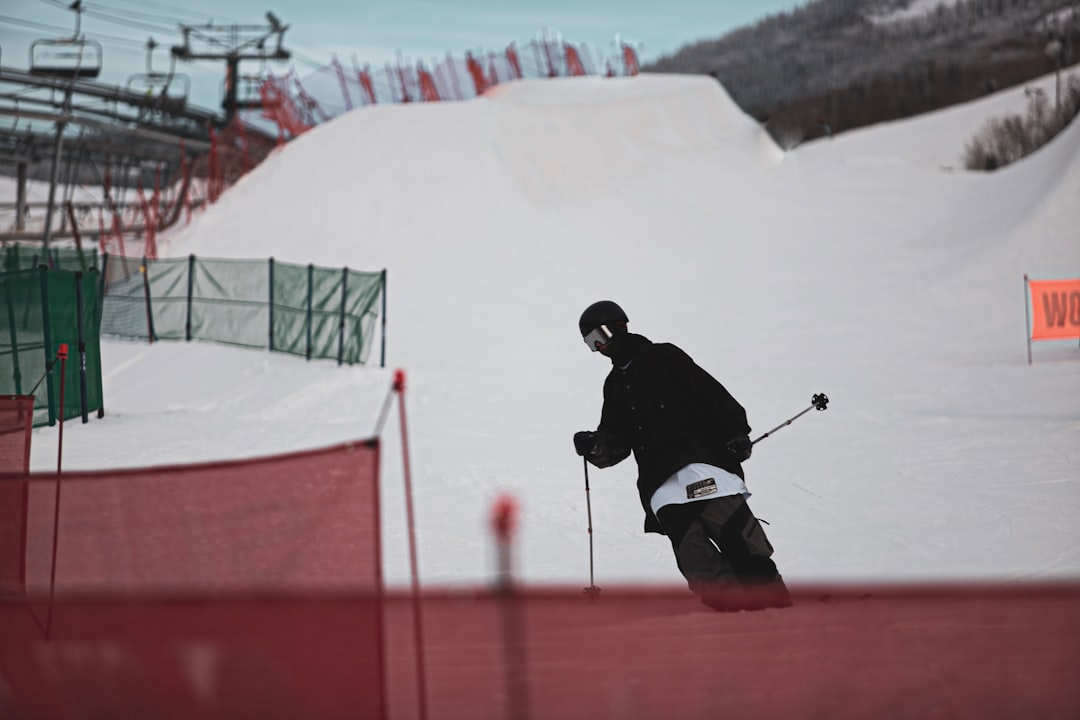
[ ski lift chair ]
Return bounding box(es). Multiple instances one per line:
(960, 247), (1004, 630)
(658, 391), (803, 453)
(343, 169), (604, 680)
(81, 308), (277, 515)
(127, 73), (191, 113)
(126, 37), (190, 113)
(30, 37), (103, 79)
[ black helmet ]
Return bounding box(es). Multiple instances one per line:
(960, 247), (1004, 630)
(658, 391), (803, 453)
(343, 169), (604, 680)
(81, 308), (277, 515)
(579, 300), (628, 337)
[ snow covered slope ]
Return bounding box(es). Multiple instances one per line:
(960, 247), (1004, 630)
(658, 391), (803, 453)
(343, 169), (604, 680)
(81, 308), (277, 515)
(28, 71), (1080, 588)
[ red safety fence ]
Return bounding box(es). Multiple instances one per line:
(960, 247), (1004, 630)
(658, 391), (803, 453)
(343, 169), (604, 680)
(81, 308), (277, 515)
(2, 584), (1078, 719)
(0, 395), (34, 597)
(255, 37), (643, 142)
(383, 584), (1080, 720)
(0, 395), (33, 473)
(3, 397), (1076, 719)
(89, 116), (278, 261)
(1, 594), (387, 720)
(11, 438), (381, 598)
(82, 37), (642, 255)
(0, 436), (385, 717)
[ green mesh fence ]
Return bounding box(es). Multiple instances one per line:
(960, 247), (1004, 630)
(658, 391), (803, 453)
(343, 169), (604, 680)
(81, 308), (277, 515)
(100, 255), (386, 366)
(2, 244), (98, 273)
(0, 266), (105, 427)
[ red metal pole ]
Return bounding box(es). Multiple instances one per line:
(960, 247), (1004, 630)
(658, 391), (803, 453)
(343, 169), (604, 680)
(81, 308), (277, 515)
(332, 54), (354, 110)
(493, 494), (531, 719)
(395, 369), (428, 720)
(46, 344), (69, 640)
(97, 207), (106, 254)
(492, 494), (517, 590)
(56, 344), (67, 473)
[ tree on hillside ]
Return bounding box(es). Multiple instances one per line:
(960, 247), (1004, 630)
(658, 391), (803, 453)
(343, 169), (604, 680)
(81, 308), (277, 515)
(964, 74), (1080, 170)
(643, 0), (1080, 141)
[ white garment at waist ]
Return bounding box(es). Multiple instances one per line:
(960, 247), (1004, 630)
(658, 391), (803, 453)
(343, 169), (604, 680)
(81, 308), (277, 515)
(649, 462), (749, 516)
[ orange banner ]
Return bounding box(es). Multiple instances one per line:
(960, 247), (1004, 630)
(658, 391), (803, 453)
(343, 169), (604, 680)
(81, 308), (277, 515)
(1029, 277), (1080, 341)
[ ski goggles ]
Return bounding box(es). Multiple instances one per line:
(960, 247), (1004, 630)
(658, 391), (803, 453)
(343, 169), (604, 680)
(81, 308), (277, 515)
(583, 324), (614, 352)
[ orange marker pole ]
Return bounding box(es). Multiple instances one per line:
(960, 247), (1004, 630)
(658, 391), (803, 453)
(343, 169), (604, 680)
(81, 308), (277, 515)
(46, 343), (69, 640)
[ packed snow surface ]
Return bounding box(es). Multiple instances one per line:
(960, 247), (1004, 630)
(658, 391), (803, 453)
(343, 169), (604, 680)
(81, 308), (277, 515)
(24, 70), (1080, 588)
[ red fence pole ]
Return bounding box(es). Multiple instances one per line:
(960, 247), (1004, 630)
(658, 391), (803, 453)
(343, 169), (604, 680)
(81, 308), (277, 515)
(493, 495), (531, 720)
(466, 52), (487, 95)
(207, 128), (221, 204)
(396, 63), (412, 103)
(45, 344), (69, 640)
(97, 208), (106, 254)
(417, 63), (441, 102)
(395, 369), (428, 720)
(622, 43), (640, 76)
(136, 181), (156, 260)
(332, 54), (354, 110)
(354, 57), (377, 105)
(565, 44), (586, 76)
(506, 43), (523, 80)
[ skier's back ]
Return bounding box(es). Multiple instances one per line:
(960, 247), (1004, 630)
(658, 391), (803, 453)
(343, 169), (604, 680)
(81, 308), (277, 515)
(573, 300), (791, 611)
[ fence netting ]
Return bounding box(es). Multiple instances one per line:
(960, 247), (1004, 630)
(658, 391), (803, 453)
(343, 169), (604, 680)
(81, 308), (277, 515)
(0, 395), (33, 597)
(2, 245), (98, 273)
(0, 395), (33, 473)
(0, 267), (104, 426)
(15, 438), (381, 596)
(100, 254), (385, 365)
(2, 584), (1078, 719)
(0, 437), (385, 718)
(1, 412), (1075, 719)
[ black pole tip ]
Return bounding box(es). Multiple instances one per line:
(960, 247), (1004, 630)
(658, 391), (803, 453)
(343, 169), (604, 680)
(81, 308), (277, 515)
(812, 393), (829, 411)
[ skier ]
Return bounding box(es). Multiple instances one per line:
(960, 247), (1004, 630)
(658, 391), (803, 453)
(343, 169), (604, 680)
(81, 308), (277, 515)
(573, 300), (791, 611)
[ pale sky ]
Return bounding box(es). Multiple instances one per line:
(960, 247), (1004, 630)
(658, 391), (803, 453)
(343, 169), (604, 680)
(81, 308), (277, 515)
(2, 0), (807, 109)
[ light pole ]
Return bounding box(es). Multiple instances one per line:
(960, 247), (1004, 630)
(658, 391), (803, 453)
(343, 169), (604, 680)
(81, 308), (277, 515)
(1045, 38), (1063, 116)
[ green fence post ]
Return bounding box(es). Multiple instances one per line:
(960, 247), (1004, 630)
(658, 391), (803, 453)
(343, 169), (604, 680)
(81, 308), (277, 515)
(75, 271), (89, 423)
(306, 263), (314, 361)
(185, 254), (196, 342)
(4, 279), (23, 395)
(141, 257), (156, 343)
(37, 265), (56, 426)
(268, 257), (275, 353)
(380, 269), (387, 368)
(338, 267), (349, 366)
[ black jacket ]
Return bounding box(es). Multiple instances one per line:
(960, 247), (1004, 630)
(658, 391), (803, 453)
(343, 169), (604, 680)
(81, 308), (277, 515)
(589, 333), (750, 534)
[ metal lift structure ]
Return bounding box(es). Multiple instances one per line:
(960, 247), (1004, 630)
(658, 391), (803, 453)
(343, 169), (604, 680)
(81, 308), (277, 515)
(171, 13), (291, 122)
(0, 6), (283, 248)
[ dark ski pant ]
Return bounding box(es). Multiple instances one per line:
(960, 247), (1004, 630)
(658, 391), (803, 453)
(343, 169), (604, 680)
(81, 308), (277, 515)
(656, 494), (790, 610)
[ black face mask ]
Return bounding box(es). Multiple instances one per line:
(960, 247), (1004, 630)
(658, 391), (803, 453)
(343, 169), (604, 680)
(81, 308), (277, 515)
(607, 333), (644, 367)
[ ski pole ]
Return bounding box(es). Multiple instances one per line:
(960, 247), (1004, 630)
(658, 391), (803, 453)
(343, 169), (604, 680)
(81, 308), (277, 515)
(27, 357), (60, 398)
(751, 392), (829, 446)
(582, 458), (601, 599)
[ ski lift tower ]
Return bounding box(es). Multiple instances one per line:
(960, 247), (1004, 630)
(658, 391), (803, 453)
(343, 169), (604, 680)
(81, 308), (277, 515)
(29, 0), (103, 252)
(171, 13), (291, 122)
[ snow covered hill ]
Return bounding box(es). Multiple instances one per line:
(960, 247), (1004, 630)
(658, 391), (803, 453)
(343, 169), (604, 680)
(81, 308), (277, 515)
(27, 71), (1080, 589)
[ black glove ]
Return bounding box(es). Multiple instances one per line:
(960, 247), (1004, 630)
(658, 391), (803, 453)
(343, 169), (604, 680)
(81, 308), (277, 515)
(576, 430), (630, 468)
(573, 431), (596, 457)
(729, 435), (753, 463)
